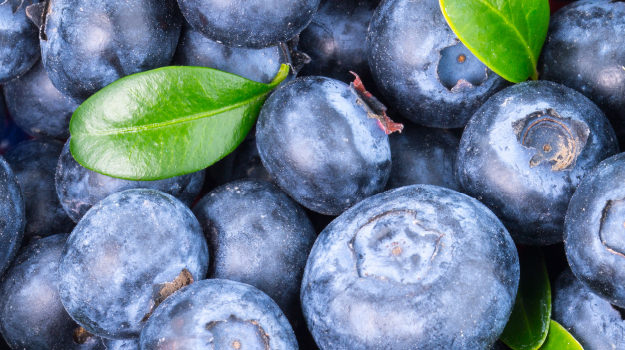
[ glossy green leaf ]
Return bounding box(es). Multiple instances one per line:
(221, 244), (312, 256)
(539, 320), (583, 350)
(500, 248), (551, 350)
(439, 0), (550, 82)
(70, 64), (290, 180)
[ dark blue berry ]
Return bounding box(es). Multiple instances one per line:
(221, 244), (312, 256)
(177, 0), (320, 48)
(0, 154), (24, 276)
(40, 0), (182, 100)
(367, 0), (507, 128)
(5, 139), (74, 240)
(0, 0), (39, 83)
(140, 279), (298, 349)
(3, 60), (79, 139)
(0, 234), (105, 350)
(565, 152), (625, 307)
(58, 189), (209, 339)
(256, 76), (392, 215)
(55, 139), (204, 222)
(193, 179), (316, 320)
(457, 81), (618, 245)
(174, 24), (290, 84)
(301, 185), (519, 349)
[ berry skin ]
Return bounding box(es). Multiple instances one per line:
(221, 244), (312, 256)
(387, 125), (460, 191)
(565, 152), (625, 308)
(540, 0), (625, 145)
(301, 185), (519, 350)
(5, 139), (74, 240)
(139, 279), (298, 350)
(174, 24), (290, 84)
(40, 0), (182, 100)
(0, 0), (40, 83)
(298, 0), (379, 84)
(0, 234), (105, 350)
(457, 81), (618, 245)
(3, 60), (79, 139)
(58, 189), (209, 339)
(553, 270), (625, 350)
(0, 154), (24, 276)
(56, 139), (205, 222)
(256, 76), (392, 216)
(193, 179), (316, 320)
(177, 0), (320, 48)
(103, 338), (139, 350)
(367, 0), (507, 128)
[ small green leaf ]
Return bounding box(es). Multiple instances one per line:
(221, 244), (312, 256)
(70, 64), (290, 180)
(439, 0), (550, 82)
(500, 248), (551, 350)
(539, 320), (583, 350)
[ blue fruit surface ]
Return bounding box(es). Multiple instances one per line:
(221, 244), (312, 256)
(541, 0), (625, 144)
(40, 0), (181, 100)
(301, 185), (519, 349)
(193, 179), (316, 320)
(256, 76), (391, 215)
(177, 0), (320, 48)
(174, 24), (290, 84)
(56, 139), (204, 222)
(140, 279), (298, 350)
(58, 189), (209, 339)
(0, 234), (105, 350)
(458, 81), (618, 245)
(5, 139), (74, 240)
(553, 269), (625, 350)
(0, 155), (24, 276)
(367, 0), (507, 128)
(387, 125), (460, 191)
(565, 152), (625, 307)
(3, 60), (79, 139)
(0, 0), (39, 83)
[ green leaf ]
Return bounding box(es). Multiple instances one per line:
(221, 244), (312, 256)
(439, 0), (550, 82)
(69, 64), (290, 180)
(539, 320), (583, 350)
(500, 248), (551, 350)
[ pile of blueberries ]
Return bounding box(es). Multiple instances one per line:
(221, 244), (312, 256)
(0, 0), (624, 349)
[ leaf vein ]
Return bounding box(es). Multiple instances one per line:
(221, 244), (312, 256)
(471, 0), (537, 66)
(79, 93), (267, 136)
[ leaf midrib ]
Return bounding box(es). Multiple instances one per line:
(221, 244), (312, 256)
(75, 92), (268, 136)
(472, 0), (537, 67)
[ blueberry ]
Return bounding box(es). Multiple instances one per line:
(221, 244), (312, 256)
(104, 338), (139, 350)
(366, 0), (507, 128)
(0, 0), (39, 83)
(301, 185), (519, 349)
(177, 0), (320, 48)
(140, 279), (298, 349)
(5, 139), (74, 240)
(174, 24), (290, 84)
(387, 125), (460, 191)
(256, 76), (392, 215)
(565, 152), (625, 307)
(0, 155), (24, 276)
(39, 0), (182, 100)
(3, 60), (79, 139)
(0, 234), (105, 350)
(540, 0), (625, 144)
(298, 0), (379, 84)
(58, 189), (209, 339)
(230, 134), (274, 184)
(553, 269), (625, 350)
(457, 81), (618, 245)
(193, 179), (316, 320)
(55, 139), (205, 222)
